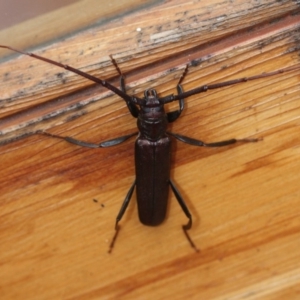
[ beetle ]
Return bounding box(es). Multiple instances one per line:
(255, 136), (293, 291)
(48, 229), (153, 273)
(1, 45), (299, 252)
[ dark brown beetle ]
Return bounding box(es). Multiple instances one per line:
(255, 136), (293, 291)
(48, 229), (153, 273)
(1, 45), (299, 252)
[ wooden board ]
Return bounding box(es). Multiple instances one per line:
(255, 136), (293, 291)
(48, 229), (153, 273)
(1, 0), (300, 299)
(0, 0), (158, 56)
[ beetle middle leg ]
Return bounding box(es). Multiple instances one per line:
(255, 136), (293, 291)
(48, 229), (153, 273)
(167, 132), (262, 147)
(36, 130), (137, 148)
(169, 179), (200, 252)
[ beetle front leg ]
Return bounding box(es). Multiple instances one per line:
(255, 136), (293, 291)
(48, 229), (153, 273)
(166, 65), (189, 123)
(109, 54), (139, 118)
(166, 85), (185, 122)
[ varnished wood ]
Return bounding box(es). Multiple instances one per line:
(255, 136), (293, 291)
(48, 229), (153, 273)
(1, 0), (300, 299)
(0, 0), (158, 58)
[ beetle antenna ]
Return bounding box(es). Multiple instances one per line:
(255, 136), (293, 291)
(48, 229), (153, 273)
(177, 64), (189, 86)
(0, 45), (142, 104)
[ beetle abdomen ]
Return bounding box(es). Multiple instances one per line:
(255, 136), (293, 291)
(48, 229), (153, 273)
(135, 135), (171, 226)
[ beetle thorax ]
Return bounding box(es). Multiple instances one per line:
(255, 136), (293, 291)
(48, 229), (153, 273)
(137, 89), (168, 141)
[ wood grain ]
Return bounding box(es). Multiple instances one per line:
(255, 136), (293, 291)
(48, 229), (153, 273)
(0, 0), (158, 58)
(1, 0), (300, 299)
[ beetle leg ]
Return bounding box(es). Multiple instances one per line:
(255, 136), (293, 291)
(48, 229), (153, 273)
(168, 131), (262, 147)
(167, 65), (189, 123)
(166, 84), (185, 122)
(99, 133), (138, 147)
(109, 54), (139, 118)
(108, 179), (136, 253)
(36, 130), (137, 148)
(169, 179), (199, 252)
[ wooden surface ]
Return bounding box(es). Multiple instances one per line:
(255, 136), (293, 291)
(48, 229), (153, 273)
(1, 1), (300, 299)
(0, 0), (157, 57)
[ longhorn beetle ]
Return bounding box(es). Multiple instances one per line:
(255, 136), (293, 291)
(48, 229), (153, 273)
(1, 45), (299, 253)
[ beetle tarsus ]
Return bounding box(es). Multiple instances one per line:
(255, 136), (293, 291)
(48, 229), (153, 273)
(183, 222), (200, 253)
(108, 224), (120, 254)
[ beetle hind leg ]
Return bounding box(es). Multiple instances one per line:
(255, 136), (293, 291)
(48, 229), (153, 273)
(169, 179), (200, 252)
(108, 179), (136, 253)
